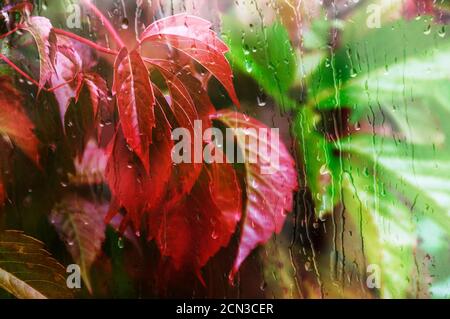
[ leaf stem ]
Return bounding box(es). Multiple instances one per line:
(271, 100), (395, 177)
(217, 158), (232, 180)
(81, 0), (125, 49)
(0, 53), (41, 87)
(53, 28), (118, 55)
(0, 25), (25, 40)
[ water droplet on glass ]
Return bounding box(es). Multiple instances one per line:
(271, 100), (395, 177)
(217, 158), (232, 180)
(304, 261), (312, 271)
(243, 44), (250, 56)
(363, 167), (370, 176)
(319, 212), (327, 222)
(118, 237), (125, 249)
(121, 18), (129, 30)
(257, 94), (267, 107)
(245, 60), (253, 73)
(319, 164), (330, 176)
(260, 281), (267, 291)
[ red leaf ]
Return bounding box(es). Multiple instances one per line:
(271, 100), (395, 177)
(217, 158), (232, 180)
(142, 57), (218, 207)
(105, 103), (173, 232)
(48, 30), (58, 68)
(140, 18), (240, 108)
(0, 76), (39, 165)
(140, 13), (228, 53)
(105, 127), (150, 231)
(50, 193), (108, 293)
(153, 161), (242, 279)
(113, 48), (156, 173)
(143, 52), (209, 203)
(51, 44), (83, 121)
(83, 73), (110, 120)
(146, 96), (174, 213)
(175, 63), (217, 120)
(70, 140), (108, 186)
(64, 83), (100, 158)
(57, 71), (113, 146)
(154, 35), (239, 107)
(82, 73), (114, 142)
(213, 110), (298, 279)
(24, 16), (56, 90)
(147, 59), (198, 129)
(151, 78), (203, 208)
(142, 47), (217, 118)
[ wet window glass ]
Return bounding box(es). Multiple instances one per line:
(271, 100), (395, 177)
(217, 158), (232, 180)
(0, 0), (449, 299)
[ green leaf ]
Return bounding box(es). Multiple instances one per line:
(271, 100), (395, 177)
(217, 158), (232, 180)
(323, 20), (450, 144)
(0, 230), (73, 299)
(309, 18), (450, 135)
(301, 15), (450, 218)
(337, 134), (450, 297)
(339, 0), (404, 44)
(345, 54), (450, 145)
(341, 169), (416, 298)
(294, 107), (339, 217)
(222, 16), (297, 109)
(303, 18), (343, 51)
(417, 218), (450, 298)
(341, 135), (450, 231)
(50, 194), (107, 294)
(0, 44), (12, 76)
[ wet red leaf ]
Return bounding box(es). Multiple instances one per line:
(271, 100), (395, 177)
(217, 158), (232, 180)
(213, 111), (298, 279)
(140, 13), (228, 53)
(83, 73), (110, 121)
(0, 7), (302, 289)
(153, 161), (242, 281)
(140, 15), (240, 108)
(51, 44), (83, 121)
(0, 76), (39, 165)
(82, 73), (114, 142)
(24, 16), (56, 91)
(105, 102), (172, 232)
(149, 68), (203, 208)
(112, 48), (156, 173)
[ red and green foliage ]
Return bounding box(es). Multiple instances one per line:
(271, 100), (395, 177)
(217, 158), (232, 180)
(0, 1), (297, 297)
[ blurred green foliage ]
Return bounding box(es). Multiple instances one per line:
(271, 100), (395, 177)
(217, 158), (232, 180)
(222, 16), (298, 110)
(224, 2), (450, 298)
